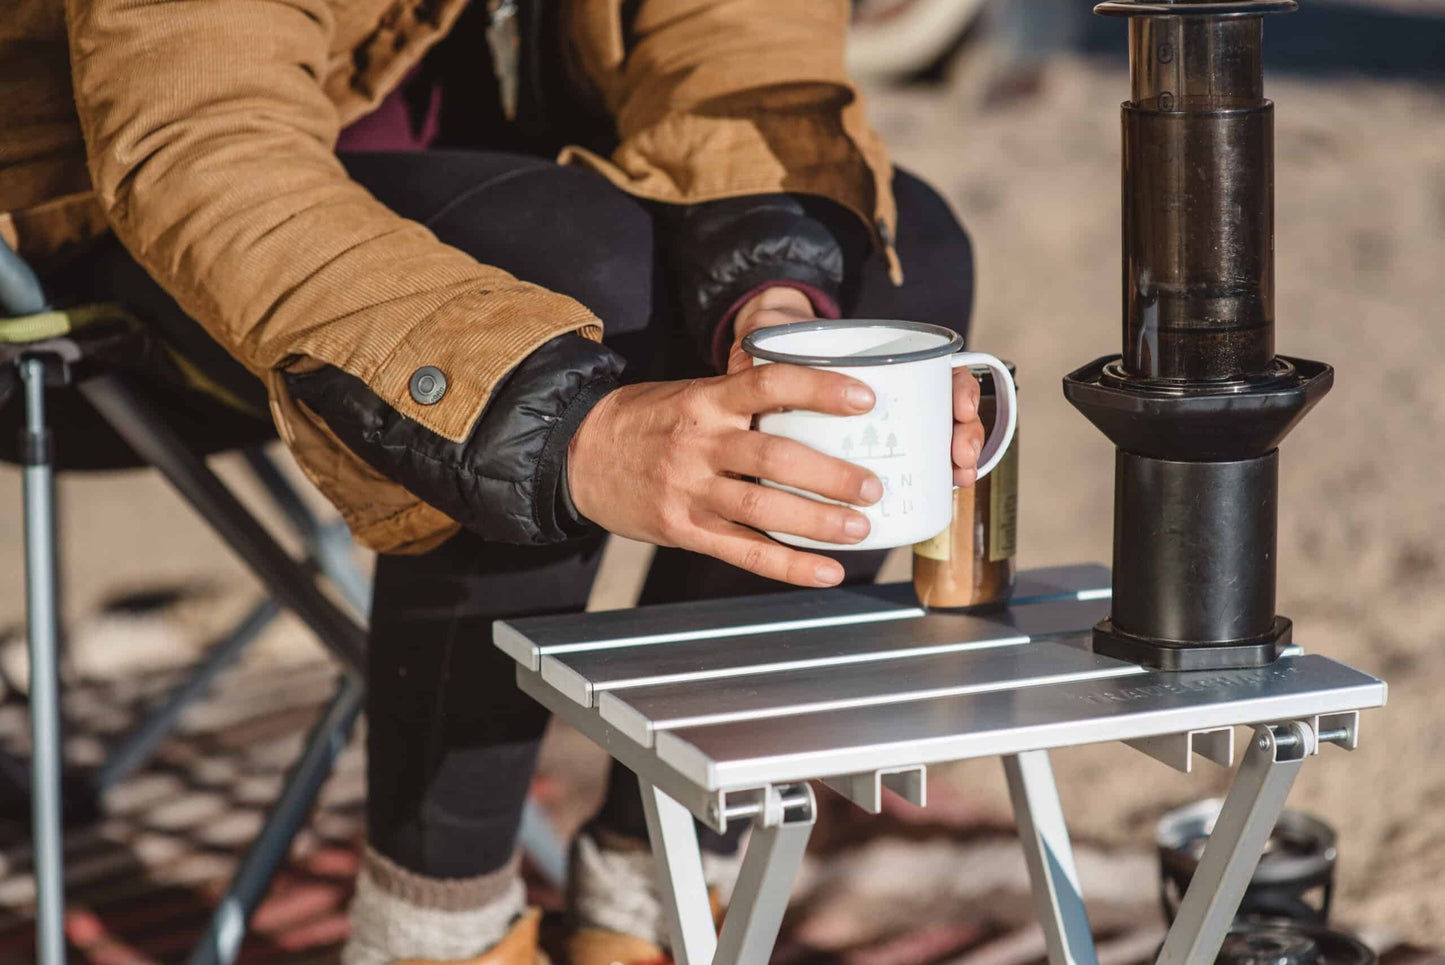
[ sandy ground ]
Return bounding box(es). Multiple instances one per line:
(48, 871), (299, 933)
(0, 46), (1439, 945)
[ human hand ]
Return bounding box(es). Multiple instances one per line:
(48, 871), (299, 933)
(566, 366), (885, 587)
(726, 285), (816, 373)
(952, 365), (986, 487)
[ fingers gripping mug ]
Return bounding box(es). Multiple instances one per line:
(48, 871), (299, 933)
(741, 320), (1017, 551)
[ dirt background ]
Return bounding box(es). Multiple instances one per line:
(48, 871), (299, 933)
(0, 5), (1439, 948)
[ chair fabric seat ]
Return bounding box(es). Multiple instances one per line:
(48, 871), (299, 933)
(0, 304), (276, 471)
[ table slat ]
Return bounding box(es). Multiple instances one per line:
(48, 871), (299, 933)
(598, 638), (1140, 745)
(654, 654), (1387, 789)
(495, 563), (1110, 670)
(541, 597), (1110, 706)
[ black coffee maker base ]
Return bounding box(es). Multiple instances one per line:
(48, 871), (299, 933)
(1093, 616), (1293, 671)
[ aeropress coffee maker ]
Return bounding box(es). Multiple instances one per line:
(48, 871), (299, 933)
(1065, 0), (1334, 671)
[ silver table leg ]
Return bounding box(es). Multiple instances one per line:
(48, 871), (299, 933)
(1003, 750), (1098, 965)
(714, 786), (815, 965)
(641, 778), (816, 965)
(640, 778), (718, 965)
(1157, 722), (1310, 965)
(22, 359), (66, 965)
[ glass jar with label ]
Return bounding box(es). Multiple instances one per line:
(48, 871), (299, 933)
(912, 361), (1018, 609)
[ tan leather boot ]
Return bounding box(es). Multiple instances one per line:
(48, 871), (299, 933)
(396, 908), (549, 965)
(564, 891), (725, 965)
(564, 926), (670, 965)
(565, 827), (736, 965)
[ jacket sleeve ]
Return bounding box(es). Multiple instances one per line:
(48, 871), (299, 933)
(65, 0), (612, 551)
(286, 333), (623, 544)
(561, 0), (898, 278)
(655, 194), (853, 370)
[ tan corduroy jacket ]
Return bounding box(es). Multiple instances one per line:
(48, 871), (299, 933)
(0, 0), (896, 553)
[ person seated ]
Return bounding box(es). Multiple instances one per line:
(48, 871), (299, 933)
(0, 1), (984, 961)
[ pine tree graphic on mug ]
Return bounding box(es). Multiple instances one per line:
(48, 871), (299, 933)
(861, 424), (879, 456)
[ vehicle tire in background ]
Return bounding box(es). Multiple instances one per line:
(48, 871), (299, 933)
(847, 0), (987, 82)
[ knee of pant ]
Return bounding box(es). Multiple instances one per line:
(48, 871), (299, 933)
(888, 168), (976, 332)
(893, 168), (975, 274)
(437, 165), (655, 333)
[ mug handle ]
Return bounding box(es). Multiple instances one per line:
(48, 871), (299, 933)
(950, 352), (1017, 481)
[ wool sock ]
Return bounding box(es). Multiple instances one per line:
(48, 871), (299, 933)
(568, 830), (665, 947)
(568, 828), (749, 946)
(342, 847), (526, 965)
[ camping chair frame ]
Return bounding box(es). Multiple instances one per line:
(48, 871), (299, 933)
(1, 239), (373, 965)
(1, 236), (572, 965)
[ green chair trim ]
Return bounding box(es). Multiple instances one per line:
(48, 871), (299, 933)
(0, 303), (267, 420)
(0, 303), (145, 344)
(0, 311), (77, 344)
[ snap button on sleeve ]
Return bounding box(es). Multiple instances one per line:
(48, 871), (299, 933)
(409, 366), (448, 405)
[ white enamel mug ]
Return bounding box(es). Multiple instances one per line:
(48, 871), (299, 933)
(741, 320), (1017, 551)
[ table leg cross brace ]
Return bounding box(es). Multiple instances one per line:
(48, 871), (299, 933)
(1003, 723), (1313, 965)
(641, 779), (816, 965)
(1156, 722), (1312, 965)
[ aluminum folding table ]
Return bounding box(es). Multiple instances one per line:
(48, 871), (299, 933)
(494, 564), (1386, 965)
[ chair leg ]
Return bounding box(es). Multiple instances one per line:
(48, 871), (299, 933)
(241, 448), (372, 616)
(74, 375), (372, 961)
(21, 358), (67, 965)
(78, 375), (366, 675)
(187, 672), (364, 965)
(95, 447), (369, 791)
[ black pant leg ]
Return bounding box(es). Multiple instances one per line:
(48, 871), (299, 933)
(825, 168), (977, 342)
(341, 150), (657, 339)
(367, 531), (608, 877)
(349, 150), (660, 878)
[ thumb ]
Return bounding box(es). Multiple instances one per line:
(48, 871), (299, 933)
(727, 340), (754, 374)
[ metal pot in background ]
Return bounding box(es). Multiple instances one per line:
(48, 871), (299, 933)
(1157, 799), (1337, 925)
(1218, 920), (1376, 965)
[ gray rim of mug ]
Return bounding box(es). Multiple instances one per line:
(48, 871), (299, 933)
(741, 319), (964, 367)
